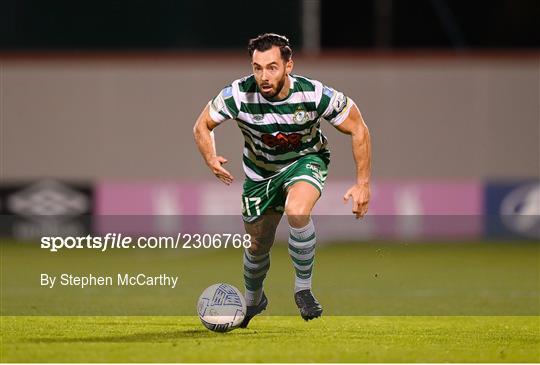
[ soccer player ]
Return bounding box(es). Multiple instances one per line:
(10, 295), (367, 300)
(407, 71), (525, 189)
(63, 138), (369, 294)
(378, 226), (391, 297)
(193, 33), (371, 327)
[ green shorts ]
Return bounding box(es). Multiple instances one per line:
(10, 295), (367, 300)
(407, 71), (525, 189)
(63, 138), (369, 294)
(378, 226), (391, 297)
(241, 154), (329, 222)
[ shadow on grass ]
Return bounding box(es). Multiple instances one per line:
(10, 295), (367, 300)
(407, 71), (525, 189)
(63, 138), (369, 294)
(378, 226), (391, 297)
(94, 321), (197, 327)
(26, 328), (259, 343)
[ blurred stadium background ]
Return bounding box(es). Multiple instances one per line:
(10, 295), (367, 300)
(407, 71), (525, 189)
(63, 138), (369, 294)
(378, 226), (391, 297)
(0, 0), (538, 241)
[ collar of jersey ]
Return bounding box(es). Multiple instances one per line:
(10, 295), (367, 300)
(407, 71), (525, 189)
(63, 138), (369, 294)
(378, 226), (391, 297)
(258, 75), (295, 104)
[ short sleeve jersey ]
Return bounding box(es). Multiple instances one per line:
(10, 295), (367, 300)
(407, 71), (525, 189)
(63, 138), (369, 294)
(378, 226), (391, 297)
(209, 74), (354, 181)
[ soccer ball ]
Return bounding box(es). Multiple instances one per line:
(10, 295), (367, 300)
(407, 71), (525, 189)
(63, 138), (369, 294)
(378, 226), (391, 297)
(197, 283), (246, 332)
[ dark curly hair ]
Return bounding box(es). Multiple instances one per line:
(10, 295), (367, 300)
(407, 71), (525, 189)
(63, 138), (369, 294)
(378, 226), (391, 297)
(248, 33), (292, 61)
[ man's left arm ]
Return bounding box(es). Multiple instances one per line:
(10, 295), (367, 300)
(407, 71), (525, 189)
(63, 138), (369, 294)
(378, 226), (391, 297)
(334, 103), (371, 219)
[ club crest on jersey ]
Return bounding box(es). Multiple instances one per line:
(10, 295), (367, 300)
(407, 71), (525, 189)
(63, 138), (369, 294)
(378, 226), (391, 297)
(262, 132), (303, 152)
(293, 106), (308, 123)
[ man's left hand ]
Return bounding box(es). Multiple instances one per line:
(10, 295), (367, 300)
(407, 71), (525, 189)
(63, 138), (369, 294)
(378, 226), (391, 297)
(343, 183), (370, 219)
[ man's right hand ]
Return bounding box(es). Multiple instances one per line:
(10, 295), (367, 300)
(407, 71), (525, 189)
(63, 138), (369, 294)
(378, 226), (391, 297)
(207, 156), (234, 185)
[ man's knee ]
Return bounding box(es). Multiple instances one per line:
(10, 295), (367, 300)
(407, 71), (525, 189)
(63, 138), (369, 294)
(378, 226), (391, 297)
(244, 209), (282, 255)
(247, 234), (274, 256)
(285, 202), (312, 228)
(285, 181), (320, 228)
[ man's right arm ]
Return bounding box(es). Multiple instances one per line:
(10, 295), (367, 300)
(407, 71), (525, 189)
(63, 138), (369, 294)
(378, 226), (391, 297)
(193, 103), (235, 185)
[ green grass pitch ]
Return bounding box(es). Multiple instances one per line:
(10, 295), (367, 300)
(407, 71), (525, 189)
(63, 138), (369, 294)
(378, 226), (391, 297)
(1, 241), (539, 362)
(1, 316), (538, 362)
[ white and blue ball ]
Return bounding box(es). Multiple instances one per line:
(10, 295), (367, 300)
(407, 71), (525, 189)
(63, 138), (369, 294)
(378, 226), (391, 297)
(197, 283), (246, 332)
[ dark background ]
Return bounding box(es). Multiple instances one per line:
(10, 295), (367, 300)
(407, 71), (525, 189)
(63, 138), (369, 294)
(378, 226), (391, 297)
(1, 0), (538, 51)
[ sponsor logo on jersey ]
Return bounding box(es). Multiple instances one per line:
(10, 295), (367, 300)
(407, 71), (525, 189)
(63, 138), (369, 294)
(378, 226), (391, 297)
(306, 163), (324, 181)
(261, 132), (303, 152)
(305, 163), (320, 172)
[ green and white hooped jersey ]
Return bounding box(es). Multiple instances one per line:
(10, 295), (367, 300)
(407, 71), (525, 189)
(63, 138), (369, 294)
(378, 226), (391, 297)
(209, 74), (354, 181)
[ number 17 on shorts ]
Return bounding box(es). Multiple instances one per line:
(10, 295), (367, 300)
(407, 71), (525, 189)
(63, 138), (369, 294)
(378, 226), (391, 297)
(242, 196), (262, 217)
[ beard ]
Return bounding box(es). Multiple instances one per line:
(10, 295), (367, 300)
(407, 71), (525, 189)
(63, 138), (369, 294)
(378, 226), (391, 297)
(258, 73), (287, 99)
